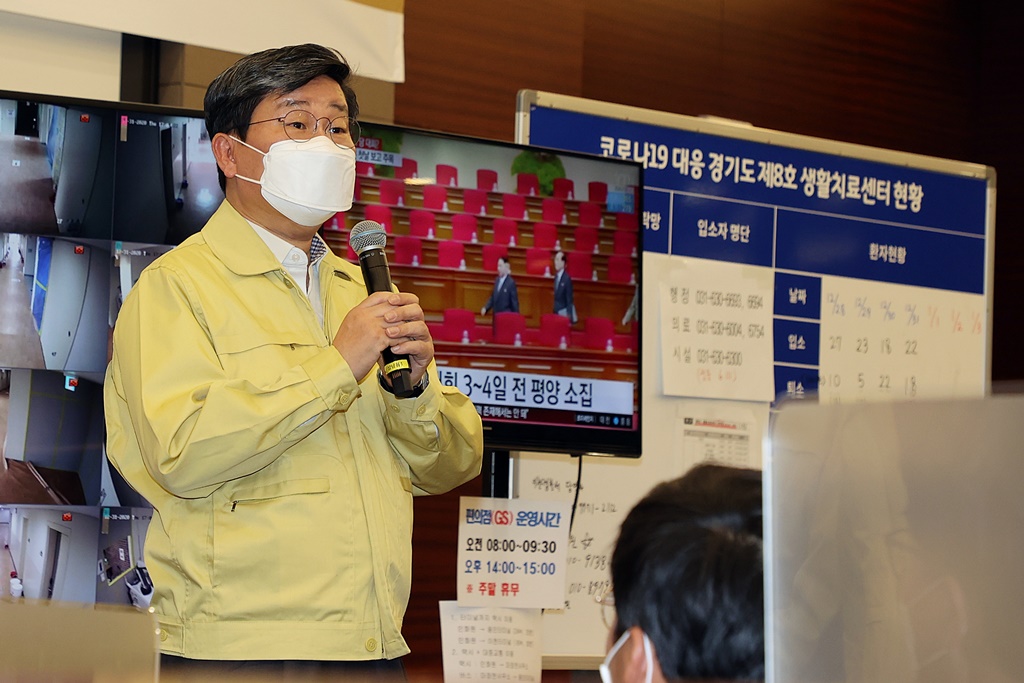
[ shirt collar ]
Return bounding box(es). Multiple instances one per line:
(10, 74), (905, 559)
(203, 200), (360, 282)
(247, 220), (330, 268)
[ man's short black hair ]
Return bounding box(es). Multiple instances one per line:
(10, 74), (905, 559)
(204, 43), (359, 191)
(611, 463), (764, 681)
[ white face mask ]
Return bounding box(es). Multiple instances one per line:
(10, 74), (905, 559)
(232, 134), (357, 226)
(600, 629), (654, 683)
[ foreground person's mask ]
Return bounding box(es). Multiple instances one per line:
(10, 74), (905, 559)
(233, 135), (357, 226)
(600, 629), (653, 683)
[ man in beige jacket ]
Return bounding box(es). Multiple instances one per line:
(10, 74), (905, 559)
(105, 43), (483, 680)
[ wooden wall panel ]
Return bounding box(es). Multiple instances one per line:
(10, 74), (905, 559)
(402, 479), (477, 679)
(581, 0), (975, 160)
(976, 4), (1024, 381)
(397, 0), (585, 140)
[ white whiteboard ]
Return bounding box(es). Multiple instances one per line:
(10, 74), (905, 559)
(513, 90), (993, 667)
(514, 389), (768, 668)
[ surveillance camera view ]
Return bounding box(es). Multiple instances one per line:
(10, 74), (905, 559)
(1, 233), (113, 375)
(0, 369), (105, 506)
(0, 99), (116, 239)
(112, 110), (221, 244)
(1, 504), (152, 607)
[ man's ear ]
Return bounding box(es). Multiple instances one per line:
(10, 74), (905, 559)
(211, 132), (238, 179)
(623, 626), (660, 683)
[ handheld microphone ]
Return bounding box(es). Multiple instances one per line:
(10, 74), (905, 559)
(348, 220), (415, 398)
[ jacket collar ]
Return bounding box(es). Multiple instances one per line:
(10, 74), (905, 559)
(202, 200), (287, 276)
(202, 200), (362, 284)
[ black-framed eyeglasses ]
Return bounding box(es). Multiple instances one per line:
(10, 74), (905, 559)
(595, 584), (616, 630)
(249, 109), (360, 148)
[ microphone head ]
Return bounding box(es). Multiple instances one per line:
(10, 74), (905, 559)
(349, 220), (388, 255)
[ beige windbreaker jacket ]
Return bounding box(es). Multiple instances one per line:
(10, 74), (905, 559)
(104, 200), (483, 660)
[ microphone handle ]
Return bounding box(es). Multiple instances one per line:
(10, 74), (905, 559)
(358, 248), (415, 398)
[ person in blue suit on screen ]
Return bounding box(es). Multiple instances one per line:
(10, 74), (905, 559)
(481, 256), (519, 317)
(552, 249), (576, 323)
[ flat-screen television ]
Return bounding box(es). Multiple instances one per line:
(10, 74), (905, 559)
(329, 122), (643, 457)
(0, 89), (641, 606)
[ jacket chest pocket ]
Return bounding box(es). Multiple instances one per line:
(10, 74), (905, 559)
(210, 322), (322, 383)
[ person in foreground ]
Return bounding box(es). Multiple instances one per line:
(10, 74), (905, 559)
(600, 463), (764, 682)
(104, 43), (483, 676)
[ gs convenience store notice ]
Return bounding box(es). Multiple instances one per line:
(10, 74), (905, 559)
(457, 497), (571, 609)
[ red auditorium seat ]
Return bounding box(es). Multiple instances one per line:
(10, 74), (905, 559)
(541, 198), (566, 224)
(516, 173), (540, 196)
(437, 240), (466, 269)
(436, 164), (458, 187)
(537, 313), (572, 347)
(491, 218), (520, 246)
(451, 214), (479, 242)
(552, 177), (575, 200)
(574, 226), (599, 254)
(441, 308), (477, 343)
(476, 168), (499, 192)
(378, 178), (405, 206)
(422, 184), (448, 211)
(525, 247), (551, 276)
(532, 222), (559, 250)
(482, 244), (509, 272)
(502, 193), (528, 220)
(565, 251), (593, 281)
(393, 235), (423, 266)
(615, 211), (639, 231)
(577, 202), (603, 227)
(363, 204), (393, 233)
(395, 157), (418, 180)
(408, 209), (436, 238)
(462, 188), (490, 215)
(613, 230), (638, 256)
(584, 317), (616, 351)
(588, 181), (608, 204)
(607, 254), (635, 284)
(494, 312), (527, 345)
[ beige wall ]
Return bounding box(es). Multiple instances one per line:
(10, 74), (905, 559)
(0, 10), (120, 100)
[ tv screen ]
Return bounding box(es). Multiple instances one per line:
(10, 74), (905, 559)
(324, 122), (643, 456)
